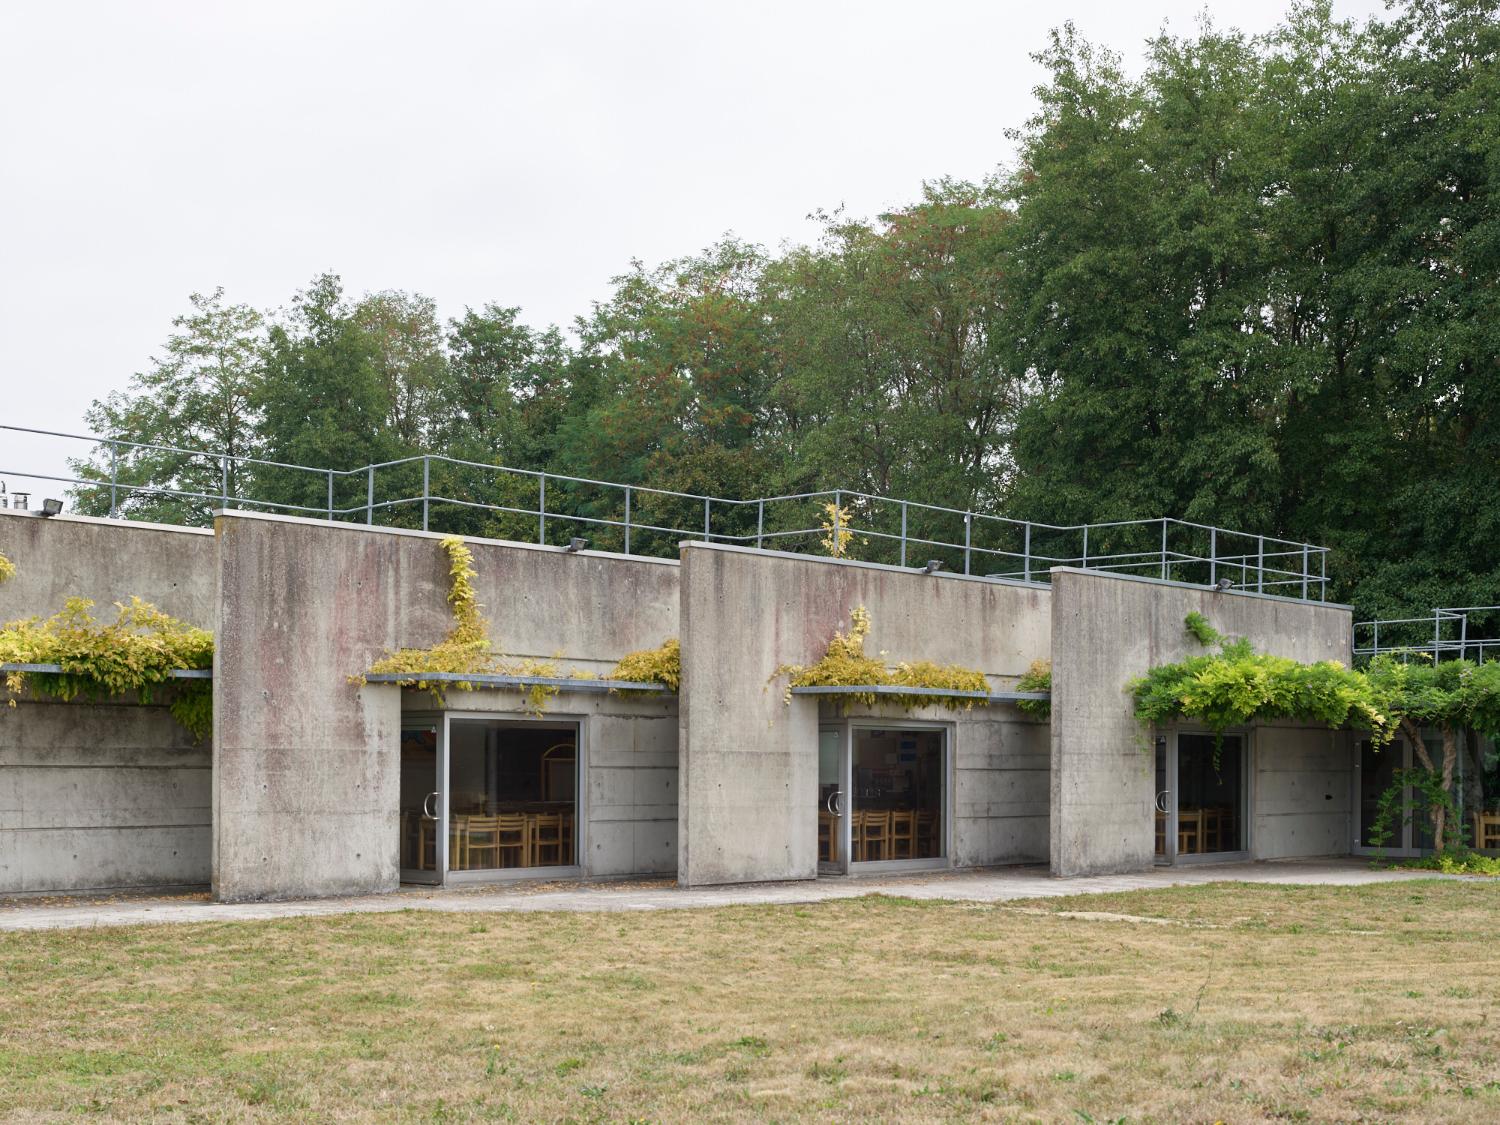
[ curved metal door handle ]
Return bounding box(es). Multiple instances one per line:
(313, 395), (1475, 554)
(1154, 790), (1170, 814)
(423, 791), (439, 820)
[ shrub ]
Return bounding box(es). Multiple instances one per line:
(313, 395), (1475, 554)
(610, 638), (681, 692)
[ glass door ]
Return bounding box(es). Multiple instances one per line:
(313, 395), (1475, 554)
(849, 726), (948, 869)
(818, 728), (846, 874)
(399, 721), (445, 884)
(1156, 731), (1248, 864)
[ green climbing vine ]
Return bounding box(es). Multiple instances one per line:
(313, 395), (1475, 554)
(0, 596), (214, 740)
(0, 552), (15, 584)
(773, 606), (991, 712)
(1129, 614), (1390, 745)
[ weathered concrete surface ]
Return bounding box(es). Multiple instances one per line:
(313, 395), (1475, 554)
(1049, 568), (1354, 877)
(0, 697), (210, 893)
(0, 858), (1464, 933)
(0, 510), (215, 627)
(417, 689), (680, 877)
(1252, 723), (1352, 860)
(213, 512), (679, 901)
(678, 543), (1051, 887)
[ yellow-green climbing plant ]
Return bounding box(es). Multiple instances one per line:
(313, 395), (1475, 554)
(774, 606), (990, 712)
(0, 596), (214, 740)
(360, 536), (592, 715)
(0, 552), (15, 584)
(610, 638), (681, 692)
(363, 537), (500, 701)
(1015, 658), (1052, 719)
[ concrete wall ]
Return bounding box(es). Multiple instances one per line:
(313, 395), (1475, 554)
(0, 510), (216, 895)
(1049, 568), (1354, 876)
(416, 690), (679, 876)
(678, 542), (1051, 887)
(214, 511), (679, 901)
(1252, 724), (1352, 859)
(0, 510), (216, 627)
(0, 696), (210, 893)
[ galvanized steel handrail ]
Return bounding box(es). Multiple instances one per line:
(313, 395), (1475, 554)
(1354, 606), (1500, 663)
(1, 422), (1331, 602)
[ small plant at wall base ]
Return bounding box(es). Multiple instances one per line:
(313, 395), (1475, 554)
(773, 605), (990, 712)
(0, 597), (214, 740)
(610, 638), (680, 692)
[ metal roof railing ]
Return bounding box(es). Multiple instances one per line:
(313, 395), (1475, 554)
(1354, 606), (1500, 664)
(0, 422), (1331, 602)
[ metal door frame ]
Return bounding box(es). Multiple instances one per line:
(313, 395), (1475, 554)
(1156, 727), (1252, 866)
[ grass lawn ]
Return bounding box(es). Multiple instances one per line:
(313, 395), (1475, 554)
(2, 881), (1499, 1122)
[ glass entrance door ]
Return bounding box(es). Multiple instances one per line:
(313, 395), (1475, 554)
(849, 726), (947, 868)
(399, 722), (444, 884)
(818, 729), (846, 874)
(1155, 731), (1248, 864)
(1354, 736), (1436, 856)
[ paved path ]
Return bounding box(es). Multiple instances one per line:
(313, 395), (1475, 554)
(0, 859), (1466, 934)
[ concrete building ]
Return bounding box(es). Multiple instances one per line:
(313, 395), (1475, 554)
(0, 502), (1391, 901)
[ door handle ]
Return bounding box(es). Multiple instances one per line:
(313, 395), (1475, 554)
(423, 791), (439, 820)
(1154, 790), (1170, 814)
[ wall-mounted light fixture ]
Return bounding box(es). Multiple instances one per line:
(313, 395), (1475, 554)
(922, 559), (943, 574)
(39, 498), (63, 517)
(1215, 577), (1233, 592)
(565, 537), (588, 553)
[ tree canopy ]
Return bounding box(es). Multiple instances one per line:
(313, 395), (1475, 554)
(70, 0), (1498, 621)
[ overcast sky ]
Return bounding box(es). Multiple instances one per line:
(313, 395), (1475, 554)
(1, 0), (1387, 497)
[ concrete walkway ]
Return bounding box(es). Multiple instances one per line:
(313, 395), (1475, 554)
(0, 858), (1469, 934)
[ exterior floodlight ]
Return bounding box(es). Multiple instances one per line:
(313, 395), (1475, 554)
(566, 537), (588, 553)
(40, 498), (63, 517)
(1216, 577), (1233, 592)
(923, 559), (943, 575)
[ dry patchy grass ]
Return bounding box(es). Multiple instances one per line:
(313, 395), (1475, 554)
(1, 881), (1498, 1121)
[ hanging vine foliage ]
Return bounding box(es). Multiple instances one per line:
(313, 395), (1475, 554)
(0, 596), (214, 740)
(0, 552), (15, 584)
(1129, 614), (1391, 744)
(774, 606), (991, 712)
(358, 536), (600, 715)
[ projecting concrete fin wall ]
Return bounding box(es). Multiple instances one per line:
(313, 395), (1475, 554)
(677, 543), (1051, 887)
(213, 511), (679, 902)
(1048, 568), (1354, 877)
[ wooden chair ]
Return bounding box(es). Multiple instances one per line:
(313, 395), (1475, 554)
(888, 810), (916, 859)
(464, 816), (503, 870)
(495, 813), (529, 868)
(859, 811), (891, 862)
(529, 813), (565, 866)
(1201, 807), (1222, 853)
(817, 810), (836, 863)
(1177, 809), (1203, 855)
(1473, 812), (1500, 852)
(1154, 809), (1167, 857)
(915, 810), (937, 859)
